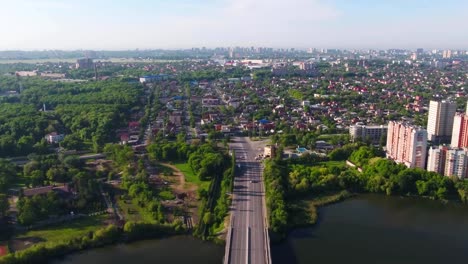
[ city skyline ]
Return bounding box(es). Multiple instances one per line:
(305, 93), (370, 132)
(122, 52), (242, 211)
(0, 0), (467, 50)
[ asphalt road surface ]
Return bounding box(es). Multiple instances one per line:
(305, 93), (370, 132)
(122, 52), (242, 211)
(227, 137), (269, 264)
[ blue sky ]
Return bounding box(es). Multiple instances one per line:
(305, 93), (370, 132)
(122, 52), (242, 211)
(0, 0), (466, 50)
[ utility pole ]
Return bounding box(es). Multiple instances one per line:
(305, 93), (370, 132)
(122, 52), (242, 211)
(251, 115), (255, 138)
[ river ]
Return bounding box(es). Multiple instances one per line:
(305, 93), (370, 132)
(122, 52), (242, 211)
(53, 236), (224, 264)
(272, 194), (468, 264)
(55, 194), (468, 264)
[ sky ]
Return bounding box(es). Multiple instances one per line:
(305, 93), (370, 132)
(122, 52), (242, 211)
(0, 0), (467, 50)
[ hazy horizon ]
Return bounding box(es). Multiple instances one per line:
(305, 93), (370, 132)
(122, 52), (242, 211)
(0, 0), (467, 50)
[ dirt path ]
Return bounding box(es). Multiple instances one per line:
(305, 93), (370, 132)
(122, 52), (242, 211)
(157, 162), (199, 224)
(158, 162), (197, 193)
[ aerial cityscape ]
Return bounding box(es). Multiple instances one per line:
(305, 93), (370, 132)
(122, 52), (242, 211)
(0, 1), (468, 264)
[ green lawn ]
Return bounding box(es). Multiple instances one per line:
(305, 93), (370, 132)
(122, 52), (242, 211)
(173, 163), (210, 190)
(16, 215), (107, 247)
(117, 198), (155, 223)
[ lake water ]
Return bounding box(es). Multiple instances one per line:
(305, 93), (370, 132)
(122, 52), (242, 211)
(54, 195), (468, 264)
(272, 194), (468, 264)
(53, 236), (224, 264)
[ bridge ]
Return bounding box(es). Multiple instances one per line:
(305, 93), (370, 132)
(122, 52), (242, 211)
(224, 137), (272, 264)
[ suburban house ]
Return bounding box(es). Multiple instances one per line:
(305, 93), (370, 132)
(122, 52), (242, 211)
(45, 132), (65, 144)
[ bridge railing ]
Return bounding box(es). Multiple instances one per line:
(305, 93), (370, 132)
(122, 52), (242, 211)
(261, 163), (272, 264)
(223, 214), (234, 264)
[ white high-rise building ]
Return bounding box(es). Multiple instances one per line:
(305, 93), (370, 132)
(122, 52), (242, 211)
(427, 100), (456, 142)
(386, 121), (427, 169)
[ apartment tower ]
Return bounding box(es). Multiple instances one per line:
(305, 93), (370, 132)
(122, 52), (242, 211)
(427, 146), (468, 179)
(451, 101), (468, 148)
(427, 100), (456, 143)
(386, 121), (427, 169)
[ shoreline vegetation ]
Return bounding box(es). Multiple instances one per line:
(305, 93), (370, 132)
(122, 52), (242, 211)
(290, 190), (354, 229)
(265, 144), (468, 242)
(0, 221), (186, 264)
(268, 190), (353, 243)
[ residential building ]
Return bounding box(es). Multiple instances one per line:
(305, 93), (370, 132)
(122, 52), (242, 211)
(427, 145), (449, 175)
(442, 50), (452, 59)
(427, 146), (468, 179)
(264, 145), (277, 158)
(15, 71), (38, 77)
(40, 72), (66, 78)
(451, 112), (468, 148)
(45, 132), (65, 144)
(169, 112), (182, 126)
(298, 62), (315, 71)
(444, 148), (468, 179)
(139, 74), (169, 83)
(23, 184), (73, 198)
(426, 100), (456, 143)
(386, 121), (427, 169)
(76, 58), (94, 69)
(349, 124), (388, 144)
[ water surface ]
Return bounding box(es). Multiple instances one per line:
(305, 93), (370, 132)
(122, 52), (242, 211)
(272, 194), (468, 264)
(54, 235), (223, 264)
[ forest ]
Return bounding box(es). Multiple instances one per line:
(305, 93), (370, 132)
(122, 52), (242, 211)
(0, 76), (143, 156)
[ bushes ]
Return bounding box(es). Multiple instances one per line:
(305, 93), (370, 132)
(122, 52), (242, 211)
(264, 159), (288, 235)
(123, 221), (184, 242)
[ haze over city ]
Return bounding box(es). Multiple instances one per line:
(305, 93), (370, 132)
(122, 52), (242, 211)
(1, 0), (467, 50)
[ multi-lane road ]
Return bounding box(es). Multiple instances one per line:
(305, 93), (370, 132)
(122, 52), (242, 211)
(225, 137), (271, 264)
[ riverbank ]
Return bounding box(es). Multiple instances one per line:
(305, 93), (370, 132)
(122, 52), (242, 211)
(0, 221), (186, 264)
(289, 190), (354, 228)
(269, 190), (353, 243)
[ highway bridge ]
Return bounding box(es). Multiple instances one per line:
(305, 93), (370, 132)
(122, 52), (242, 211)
(224, 137), (272, 264)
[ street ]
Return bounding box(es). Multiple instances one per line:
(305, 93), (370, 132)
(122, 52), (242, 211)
(226, 137), (270, 264)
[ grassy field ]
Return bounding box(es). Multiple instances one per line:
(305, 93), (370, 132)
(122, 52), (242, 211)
(173, 163), (210, 191)
(117, 198), (151, 223)
(16, 215), (107, 247)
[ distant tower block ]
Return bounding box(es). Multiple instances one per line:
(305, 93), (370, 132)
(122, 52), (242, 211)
(427, 100), (456, 143)
(76, 58), (94, 69)
(94, 64), (98, 80)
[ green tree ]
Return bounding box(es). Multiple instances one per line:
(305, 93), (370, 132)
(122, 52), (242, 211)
(203, 212), (214, 225)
